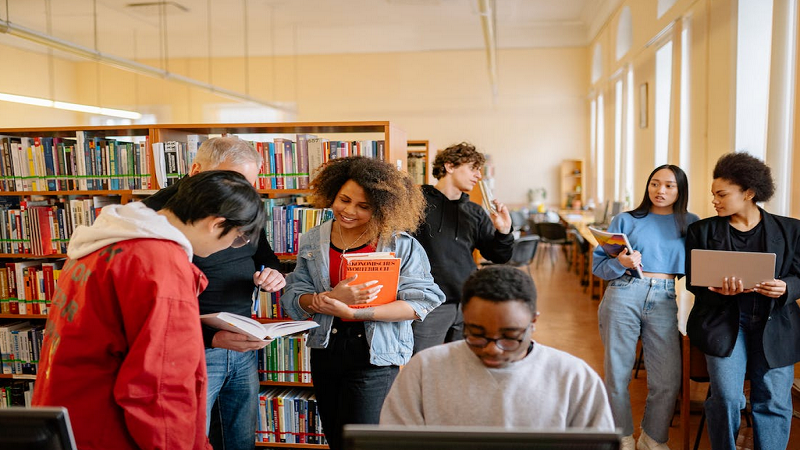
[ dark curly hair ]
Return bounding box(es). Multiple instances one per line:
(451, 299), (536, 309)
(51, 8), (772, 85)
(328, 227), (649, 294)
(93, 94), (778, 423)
(431, 142), (486, 180)
(462, 266), (537, 314)
(713, 152), (775, 203)
(309, 156), (424, 241)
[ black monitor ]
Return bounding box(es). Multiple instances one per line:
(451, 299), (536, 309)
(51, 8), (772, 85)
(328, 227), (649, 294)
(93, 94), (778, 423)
(0, 407), (78, 450)
(343, 425), (621, 450)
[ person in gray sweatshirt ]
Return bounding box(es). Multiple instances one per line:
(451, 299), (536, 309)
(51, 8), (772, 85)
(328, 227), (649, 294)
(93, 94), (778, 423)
(380, 265), (614, 430)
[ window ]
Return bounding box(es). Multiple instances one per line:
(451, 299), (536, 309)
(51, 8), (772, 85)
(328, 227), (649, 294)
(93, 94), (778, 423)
(679, 22), (691, 175)
(596, 94), (605, 203)
(614, 79), (623, 200)
(735, 0), (774, 159)
(616, 7), (633, 60)
(625, 68), (635, 207)
(654, 41), (673, 167)
(592, 44), (603, 84)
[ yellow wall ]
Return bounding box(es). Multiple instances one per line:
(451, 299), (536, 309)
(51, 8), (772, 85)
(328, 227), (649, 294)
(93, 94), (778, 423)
(588, 0), (739, 218)
(69, 48), (589, 206)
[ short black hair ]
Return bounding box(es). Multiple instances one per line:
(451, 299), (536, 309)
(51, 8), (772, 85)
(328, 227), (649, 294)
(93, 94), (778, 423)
(713, 152), (775, 203)
(163, 170), (266, 241)
(462, 266), (537, 314)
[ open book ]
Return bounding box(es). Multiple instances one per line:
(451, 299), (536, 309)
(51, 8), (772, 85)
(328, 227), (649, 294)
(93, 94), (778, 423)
(477, 180), (497, 214)
(200, 312), (319, 342)
(587, 226), (643, 278)
(343, 252), (400, 308)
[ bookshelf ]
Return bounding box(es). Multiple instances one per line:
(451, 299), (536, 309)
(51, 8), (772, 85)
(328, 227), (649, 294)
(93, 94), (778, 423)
(560, 159), (584, 209)
(406, 140), (429, 185)
(0, 121), (404, 447)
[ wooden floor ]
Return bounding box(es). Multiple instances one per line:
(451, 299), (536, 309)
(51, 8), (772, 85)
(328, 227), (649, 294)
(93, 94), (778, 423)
(527, 257), (800, 450)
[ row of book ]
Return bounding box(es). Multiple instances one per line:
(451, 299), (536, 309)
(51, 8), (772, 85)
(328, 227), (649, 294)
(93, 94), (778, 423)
(0, 261), (63, 315)
(256, 387), (326, 445)
(0, 321), (44, 375)
(265, 202), (334, 256)
(0, 196), (117, 255)
(257, 335), (311, 383)
(0, 134), (152, 192)
(0, 380), (35, 407)
(152, 134), (386, 192)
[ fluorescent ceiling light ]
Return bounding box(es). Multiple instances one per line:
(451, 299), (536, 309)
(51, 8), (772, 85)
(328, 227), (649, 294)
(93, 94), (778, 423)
(0, 92), (143, 120)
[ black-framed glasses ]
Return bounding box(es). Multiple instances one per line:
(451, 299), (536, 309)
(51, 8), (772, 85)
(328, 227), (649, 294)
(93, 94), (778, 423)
(463, 324), (531, 351)
(231, 232), (250, 248)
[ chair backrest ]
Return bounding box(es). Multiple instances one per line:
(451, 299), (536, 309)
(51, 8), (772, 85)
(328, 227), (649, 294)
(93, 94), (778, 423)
(569, 228), (590, 253)
(508, 235), (540, 267)
(534, 222), (568, 242)
(510, 210), (528, 232)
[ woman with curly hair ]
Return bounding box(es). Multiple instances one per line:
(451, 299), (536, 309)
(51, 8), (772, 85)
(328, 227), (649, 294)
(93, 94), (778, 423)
(281, 156), (445, 450)
(686, 152), (800, 450)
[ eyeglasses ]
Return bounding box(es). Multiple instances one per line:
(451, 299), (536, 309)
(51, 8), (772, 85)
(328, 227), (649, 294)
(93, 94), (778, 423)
(231, 232), (251, 248)
(463, 324), (531, 351)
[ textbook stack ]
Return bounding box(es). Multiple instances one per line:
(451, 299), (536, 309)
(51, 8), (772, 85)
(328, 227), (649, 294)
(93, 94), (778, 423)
(256, 388), (326, 445)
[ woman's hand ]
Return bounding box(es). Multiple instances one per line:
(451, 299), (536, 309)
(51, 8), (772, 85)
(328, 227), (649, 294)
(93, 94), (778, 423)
(253, 267), (286, 293)
(617, 248), (642, 270)
(709, 277), (753, 296)
(754, 279), (786, 298)
(329, 274), (382, 306)
(308, 292), (356, 319)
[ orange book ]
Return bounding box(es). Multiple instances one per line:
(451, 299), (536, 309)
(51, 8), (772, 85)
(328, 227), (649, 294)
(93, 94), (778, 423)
(343, 252), (400, 308)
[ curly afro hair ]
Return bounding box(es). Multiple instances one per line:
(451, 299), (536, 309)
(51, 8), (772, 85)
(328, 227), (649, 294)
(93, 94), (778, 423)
(309, 156), (424, 241)
(431, 142), (486, 180)
(713, 152), (775, 203)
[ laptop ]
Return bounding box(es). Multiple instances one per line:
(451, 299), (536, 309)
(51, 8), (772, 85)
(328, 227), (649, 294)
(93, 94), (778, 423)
(690, 249), (776, 290)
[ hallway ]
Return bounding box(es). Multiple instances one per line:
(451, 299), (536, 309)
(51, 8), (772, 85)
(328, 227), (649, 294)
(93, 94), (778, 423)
(528, 259), (800, 450)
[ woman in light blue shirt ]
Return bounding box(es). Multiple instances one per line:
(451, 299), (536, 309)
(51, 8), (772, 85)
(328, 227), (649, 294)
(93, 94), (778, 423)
(281, 156), (444, 450)
(592, 165), (699, 450)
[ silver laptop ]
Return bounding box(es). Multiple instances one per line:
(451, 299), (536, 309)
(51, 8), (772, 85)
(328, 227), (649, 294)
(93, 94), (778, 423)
(690, 249), (776, 290)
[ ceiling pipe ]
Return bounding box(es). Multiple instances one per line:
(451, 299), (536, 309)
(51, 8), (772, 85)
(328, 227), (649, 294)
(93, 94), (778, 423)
(477, 0), (498, 100)
(0, 18), (296, 114)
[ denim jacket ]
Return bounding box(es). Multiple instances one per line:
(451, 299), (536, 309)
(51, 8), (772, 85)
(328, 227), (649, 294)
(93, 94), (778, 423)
(281, 220), (445, 366)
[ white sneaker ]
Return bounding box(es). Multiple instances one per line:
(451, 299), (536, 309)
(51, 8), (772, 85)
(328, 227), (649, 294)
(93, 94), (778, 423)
(636, 431), (670, 450)
(621, 435), (635, 450)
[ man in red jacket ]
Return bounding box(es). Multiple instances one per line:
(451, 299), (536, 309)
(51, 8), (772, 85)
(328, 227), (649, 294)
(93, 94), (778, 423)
(33, 171), (265, 450)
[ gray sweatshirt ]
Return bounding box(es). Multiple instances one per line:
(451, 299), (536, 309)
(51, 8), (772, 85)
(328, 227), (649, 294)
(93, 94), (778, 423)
(380, 340), (614, 430)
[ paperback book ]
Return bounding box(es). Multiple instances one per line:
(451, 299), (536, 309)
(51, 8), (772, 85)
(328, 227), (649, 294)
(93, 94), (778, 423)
(343, 252), (400, 308)
(477, 180), (497, 214)
(587, 226), (643, 278)
(200, 312), (319, 342)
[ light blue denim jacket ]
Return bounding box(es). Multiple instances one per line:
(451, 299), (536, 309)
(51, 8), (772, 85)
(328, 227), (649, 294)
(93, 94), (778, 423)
(281, 220), (445, 366)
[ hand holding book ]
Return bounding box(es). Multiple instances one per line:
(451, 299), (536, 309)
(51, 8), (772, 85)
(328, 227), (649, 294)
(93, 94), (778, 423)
(588, 226), (644, 278)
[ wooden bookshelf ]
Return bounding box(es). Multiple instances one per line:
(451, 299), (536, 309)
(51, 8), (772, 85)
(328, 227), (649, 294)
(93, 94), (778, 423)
(406, 140), (429, 185)
(255, 442), (328, 449)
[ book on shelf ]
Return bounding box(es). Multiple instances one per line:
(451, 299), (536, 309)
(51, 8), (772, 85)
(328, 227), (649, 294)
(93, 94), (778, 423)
(587, 226), (643, 278)
(200, 312), (319, 342)
(342, 252), (400, 308)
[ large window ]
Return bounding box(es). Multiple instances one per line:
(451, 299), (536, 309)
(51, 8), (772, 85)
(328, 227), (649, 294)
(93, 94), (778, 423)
(654, 41), (673, 167)
(625, 68), (635, 207)
(596, 94), (605, 203)
(678, 22), (691, 175)
(614, 79), (623, 201)
(735, 0), (774, 158)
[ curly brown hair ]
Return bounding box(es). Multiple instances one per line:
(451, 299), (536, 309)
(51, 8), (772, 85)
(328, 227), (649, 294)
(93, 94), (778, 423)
(309, 156), (424, 241)
(713, 152), (775, 203)
(431, 142), (486, 179)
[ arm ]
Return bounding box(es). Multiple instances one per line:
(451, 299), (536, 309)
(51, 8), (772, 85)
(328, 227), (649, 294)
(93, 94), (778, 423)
(473, 204), (515, 264)
(281, 248), (320, 320)
(113, 269), (210, 450)
(379, 356), (425, 425)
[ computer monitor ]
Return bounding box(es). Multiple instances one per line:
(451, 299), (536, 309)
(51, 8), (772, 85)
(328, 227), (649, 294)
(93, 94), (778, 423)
(0, 407), (78, 450)
(343, 425), (621, 450)
(593, 200), (610, 225)
(610, 201), (625, 218)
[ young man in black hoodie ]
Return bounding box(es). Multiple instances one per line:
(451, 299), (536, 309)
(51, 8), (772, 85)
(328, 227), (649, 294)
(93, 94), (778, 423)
(412, 142), (514, 353)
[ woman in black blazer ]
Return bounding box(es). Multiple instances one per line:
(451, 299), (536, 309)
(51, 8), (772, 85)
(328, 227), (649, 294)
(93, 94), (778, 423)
(685, 152), (800, 450)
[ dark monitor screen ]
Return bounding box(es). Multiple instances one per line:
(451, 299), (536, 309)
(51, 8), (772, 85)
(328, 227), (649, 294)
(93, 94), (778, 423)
(343, 425), (621, 450)
(0, 407), (78, 450)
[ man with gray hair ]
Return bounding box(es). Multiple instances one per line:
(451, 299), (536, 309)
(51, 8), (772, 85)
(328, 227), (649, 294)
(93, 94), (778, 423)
(144, 136), (285, 450)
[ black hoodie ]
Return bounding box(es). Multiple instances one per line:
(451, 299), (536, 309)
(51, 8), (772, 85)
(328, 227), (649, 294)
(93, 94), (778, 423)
(413, 184), (514, 304)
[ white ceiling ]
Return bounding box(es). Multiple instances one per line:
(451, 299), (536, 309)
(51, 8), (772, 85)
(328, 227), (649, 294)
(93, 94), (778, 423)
(0, 0), (620, 61)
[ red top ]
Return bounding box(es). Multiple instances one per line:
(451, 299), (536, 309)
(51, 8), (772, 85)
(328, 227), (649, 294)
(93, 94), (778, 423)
(329, 242), (377, 286)
(33, 238), (212, 450)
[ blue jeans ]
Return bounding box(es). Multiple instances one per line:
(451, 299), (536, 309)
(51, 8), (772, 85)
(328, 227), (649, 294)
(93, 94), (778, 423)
(411, 302), (464, 354)
(310, 322), (399, 450)
(597, 275), (680, 441)
(704, 302), (794, 450)
(206, 348), (259, 450)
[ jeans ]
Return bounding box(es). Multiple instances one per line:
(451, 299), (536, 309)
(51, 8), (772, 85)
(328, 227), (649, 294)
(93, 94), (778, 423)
(205, 348), (259, 450)
(411, 302), (464, 354)
(597, 275), (680, 442)
(704, 302), (794, 450)
(310, 323), (399, 450)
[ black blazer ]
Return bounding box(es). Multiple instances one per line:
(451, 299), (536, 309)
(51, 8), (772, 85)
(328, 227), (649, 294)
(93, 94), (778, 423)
(685, 208), (800, 368)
